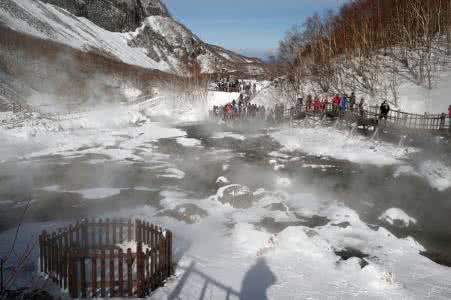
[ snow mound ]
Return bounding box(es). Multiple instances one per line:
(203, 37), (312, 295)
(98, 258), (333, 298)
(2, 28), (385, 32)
(379, 208), (417, 227)
(271, 127), (414, 166)
(212, 132), (246, 141)
(418, 160), (451, 191)
(176, 137), (202, 147)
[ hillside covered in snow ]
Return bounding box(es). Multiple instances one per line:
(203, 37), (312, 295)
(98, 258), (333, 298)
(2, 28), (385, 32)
(0, 0), (266, 110)
(0, 0), (264, 75)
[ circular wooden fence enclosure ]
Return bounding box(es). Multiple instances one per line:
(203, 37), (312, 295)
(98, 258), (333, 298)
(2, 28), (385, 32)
(39, 219), (173, 298)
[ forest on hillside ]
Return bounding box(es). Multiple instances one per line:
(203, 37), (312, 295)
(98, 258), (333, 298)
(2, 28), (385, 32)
(275, 0), (451, 105)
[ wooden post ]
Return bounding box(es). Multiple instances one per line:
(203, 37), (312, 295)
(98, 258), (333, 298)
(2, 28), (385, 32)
(39, 233), (44, 273)
(136, 241), (144, 298)
(158, 229), (163, 286)
(112, 220), (117, 245)
(150, 248), (156, 290)
(100, 249), (106, 297)
(43, 232), (49, 273)
(128, 219), (132, 242)
(145, 250), (150, 293)
(167, 230), (173, 276)
(82, 219), (88, 249)
(63, 229), (68, 289)
(68, 225), (73, 248)
(109, 249), (115, 297)
(118, 249), (124, 297)
(127, 248), (133, 297)
(57, 231), (63, 288)
(135, 220), (141, 244)
(75, 221), (80, 247)
(80, 250), (87, 298)
(71, 250), (79, 298)
(67, 250), (74, 298)
(98, 219), (103, 247)
(1, 258), (4, 293)
(51, 232), (56, 280)
(91, 218), (96, 248)
(150, 225), (155, 249)
(119, 222), (124, 243)
(106, 218), (110, 246)
(92, 252), (97, 298)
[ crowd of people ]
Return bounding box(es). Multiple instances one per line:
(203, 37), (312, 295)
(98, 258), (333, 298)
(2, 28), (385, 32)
(212, 78), (257, 95)
(292, 93), (364, 114)
(211, 99), (266, 120)
(210, 91), (451, 126)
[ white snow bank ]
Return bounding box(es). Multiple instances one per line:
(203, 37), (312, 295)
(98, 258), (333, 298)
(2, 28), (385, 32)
(379, 208), (417, 227)
(216, 176), (230, 185)
(212, 132), (246, 141)
(159, 168), (186, 179)
(271, 127), (414, 166)
(418, 160), (451, 191)
(75, 188), (123, 200)
(176, 137), (202, 147)
(393, 165), (421, 178)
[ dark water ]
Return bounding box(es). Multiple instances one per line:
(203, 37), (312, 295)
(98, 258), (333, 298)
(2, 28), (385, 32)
(0, 121), (450, 267)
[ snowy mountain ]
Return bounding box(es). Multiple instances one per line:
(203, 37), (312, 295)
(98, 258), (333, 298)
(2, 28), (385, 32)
(0, 0), (265, 75)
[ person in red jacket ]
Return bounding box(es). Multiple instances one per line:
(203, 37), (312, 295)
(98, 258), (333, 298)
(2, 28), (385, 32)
(332, 94), (341, 113)
(313, 96), (321, 112)
(448, 105), (451, 117)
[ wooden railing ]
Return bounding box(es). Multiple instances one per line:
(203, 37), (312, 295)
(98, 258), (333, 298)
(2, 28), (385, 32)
(39, 219), (173, 298)
(284, 104), (451, 132)
(364, 106), (450, 131)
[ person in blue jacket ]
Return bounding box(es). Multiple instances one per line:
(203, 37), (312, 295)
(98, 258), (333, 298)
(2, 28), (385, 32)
(341, 94), (348, 112)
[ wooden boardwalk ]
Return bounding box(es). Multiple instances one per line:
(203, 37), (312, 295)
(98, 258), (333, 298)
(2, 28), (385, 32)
(288, 105), (451, 136)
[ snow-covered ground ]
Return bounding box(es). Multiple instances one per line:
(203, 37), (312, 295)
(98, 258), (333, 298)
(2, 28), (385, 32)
(1, 93), (451, 299)
(271, 126), (416, 166)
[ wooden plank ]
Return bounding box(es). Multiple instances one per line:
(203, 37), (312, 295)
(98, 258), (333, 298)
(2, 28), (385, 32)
(106, 218), (110, 246)
(80, 251), (87, 298)
(100, 249), (106, 297)
(119, 222), (124, 243)
(118, 249), (124, 297)
(99, 219), (103, 247)
(151, 247), (156, 290)
(110, 248), (115, 297)
(112, 220), (117, 245)
(72, 250), (79, 298)
(127, 248), (133, 297)
(158, 229), (163, 286)
(145, 222), (150, 245)
(128, 219), (132, 242)
(75, 221), (80, 247)
(145, 249), (150, 292)
(92, 252), (97, 298)
(91, 218), (96, 248)
(57, 230), (63, 288)
(150, 224), (155, 249)
(63, 230), (68, 289)
(51, 232), (56, 280)
(167, 231), (173, 276)
(136, 242), (144, 298)
(39, 233), (44, 273)
(136, 220), (141, 244)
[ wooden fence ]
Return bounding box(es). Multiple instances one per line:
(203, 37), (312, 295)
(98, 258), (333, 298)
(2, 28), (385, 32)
(283, 104), (451, 133)
(364, 106), (450, 131)
(39, 219), (173, 298)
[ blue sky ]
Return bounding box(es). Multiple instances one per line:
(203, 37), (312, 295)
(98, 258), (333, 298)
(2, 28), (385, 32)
(163, 0), (347, 59)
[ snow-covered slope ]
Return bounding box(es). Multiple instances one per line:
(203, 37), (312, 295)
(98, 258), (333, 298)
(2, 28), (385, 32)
(0, 0), (265, 75)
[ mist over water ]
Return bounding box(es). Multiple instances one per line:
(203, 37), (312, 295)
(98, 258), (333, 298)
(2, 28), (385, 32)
(1, 102), (451, 298)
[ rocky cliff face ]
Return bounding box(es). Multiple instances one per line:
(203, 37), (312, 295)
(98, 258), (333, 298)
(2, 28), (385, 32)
(42, 0), (169, 32)
(0, 0), (265, 76)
